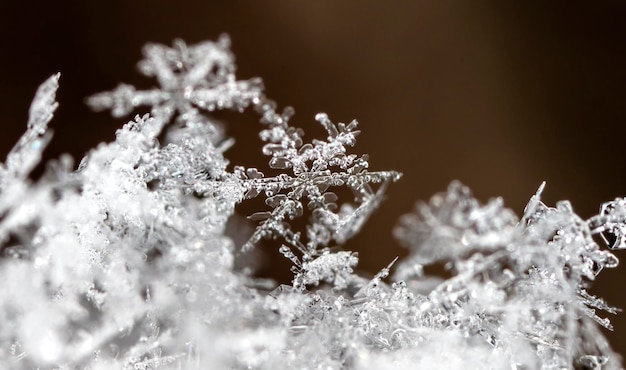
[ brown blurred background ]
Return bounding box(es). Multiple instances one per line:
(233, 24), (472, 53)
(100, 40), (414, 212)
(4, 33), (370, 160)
(1, 1), (625, 352)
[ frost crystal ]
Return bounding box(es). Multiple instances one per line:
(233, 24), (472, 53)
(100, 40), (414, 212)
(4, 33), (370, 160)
(0, 37), (623, 369)
(1, 73), (58, 185)
(394, 182), (623, 369)
(89, 36), (400, 291)
(88, 36), (262, 121)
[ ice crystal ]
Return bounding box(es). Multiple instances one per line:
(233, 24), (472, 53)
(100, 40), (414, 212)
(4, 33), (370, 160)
(88, 36), (401, 291)
(0, 37), (623, 369)
(394, 182), (623, 369)
(1, 73), (58, 185)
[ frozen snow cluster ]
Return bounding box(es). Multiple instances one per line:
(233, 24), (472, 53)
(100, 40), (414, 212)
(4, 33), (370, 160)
(0, 35), (624, 369)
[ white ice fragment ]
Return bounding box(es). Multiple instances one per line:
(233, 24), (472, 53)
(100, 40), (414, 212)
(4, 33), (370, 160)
(2, 73), (59, 182)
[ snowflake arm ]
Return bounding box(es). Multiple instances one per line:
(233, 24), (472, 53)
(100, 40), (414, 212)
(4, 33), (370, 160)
(1, 73), (59, 184)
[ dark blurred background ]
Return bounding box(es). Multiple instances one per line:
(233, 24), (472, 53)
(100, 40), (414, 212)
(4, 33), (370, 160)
(1, 1), (625, 351)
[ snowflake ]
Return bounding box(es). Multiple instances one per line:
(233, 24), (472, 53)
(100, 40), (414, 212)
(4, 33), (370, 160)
(88, 35), (263, 122)
(88, 37), (401, 291)
(394, 181), (623, 369)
